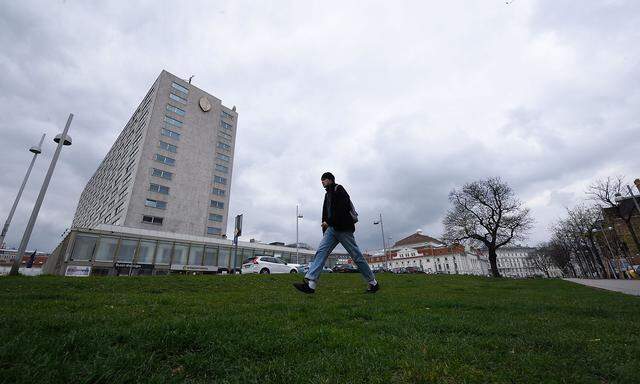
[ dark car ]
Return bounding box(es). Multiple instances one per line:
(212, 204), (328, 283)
(404, 267), (425, 274)
(297, 264), (333, 274)
(332, 264), (359, 273)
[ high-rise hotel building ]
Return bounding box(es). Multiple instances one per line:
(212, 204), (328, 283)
(72, 70), (237, 238)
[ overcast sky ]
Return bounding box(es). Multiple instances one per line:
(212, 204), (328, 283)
(1, 0), (639, 254)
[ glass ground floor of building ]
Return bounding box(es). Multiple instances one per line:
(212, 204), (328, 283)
(43, 225), (329, 277)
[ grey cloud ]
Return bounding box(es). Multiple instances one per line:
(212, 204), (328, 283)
(1, 0), (639, 254)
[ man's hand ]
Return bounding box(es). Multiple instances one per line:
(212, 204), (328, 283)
(321, 222), (329, 230)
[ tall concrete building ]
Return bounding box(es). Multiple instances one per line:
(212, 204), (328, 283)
(73, 70), (237, 238)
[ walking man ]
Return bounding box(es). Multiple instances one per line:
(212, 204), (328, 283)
(294, 172), (380, 294)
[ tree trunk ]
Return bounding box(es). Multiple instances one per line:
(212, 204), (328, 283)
(488, 247), (501, 278)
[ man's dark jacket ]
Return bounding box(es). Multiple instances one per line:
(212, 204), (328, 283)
(322, 183), (355, 233)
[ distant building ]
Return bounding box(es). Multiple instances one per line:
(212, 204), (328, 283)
(285, 242), (315, 251)
(479, 246), (562, 278)
(365, 231), (489, 275)
(0, 249), (48, 276)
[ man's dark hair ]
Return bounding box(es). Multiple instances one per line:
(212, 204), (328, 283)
(321, 172), (335, 181)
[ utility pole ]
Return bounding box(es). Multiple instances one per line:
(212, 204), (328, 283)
(232, 214), (243, 274)
(374, 213), (387, 270)
(0, 134), (45, 249)
(296, 205), (303, 264)
(11, 114), (73, 276)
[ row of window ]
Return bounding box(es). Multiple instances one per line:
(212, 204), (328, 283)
(149, 183), (169, 194)
(69, 234), (321, 268)
(145, 198), (167, 210)
(161, 128), (180, 140)
(155, 154), (175, 166)
(159, 141), (177, 153)
(166, 104), (185, 116)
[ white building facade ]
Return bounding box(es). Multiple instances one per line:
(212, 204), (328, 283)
(366, 231), (490, 276)
(72, 70), (237, 238)
(483, 246), (563, 278)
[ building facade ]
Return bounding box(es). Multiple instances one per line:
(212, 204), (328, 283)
(72, 70), (237, 238)
(0, 249), (48, 275)
(482, 246), (562, 278)
(365, 231), (490, 276)
(43, 225), (326, 276)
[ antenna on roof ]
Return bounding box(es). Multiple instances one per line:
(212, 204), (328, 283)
(188, 75), (194, 84)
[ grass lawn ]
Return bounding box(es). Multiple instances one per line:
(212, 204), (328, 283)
(0, 274), (638, 383)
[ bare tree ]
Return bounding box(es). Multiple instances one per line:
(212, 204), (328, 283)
(443, 177), (534, 277)
(587, 176), (640, 251)
(529, 242), (560, 278)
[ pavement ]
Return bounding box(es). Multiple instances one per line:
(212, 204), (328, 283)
(563, 278), (640, 296)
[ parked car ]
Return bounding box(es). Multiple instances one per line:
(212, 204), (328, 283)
(241, 256), (298, 274)
(404, 267), (425, 274)
(332, 264), (359, 273)
(373, 267), (393, 274)
(297, 264), (333, 274)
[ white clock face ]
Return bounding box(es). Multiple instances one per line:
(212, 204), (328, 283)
(199, 96), (211, 112)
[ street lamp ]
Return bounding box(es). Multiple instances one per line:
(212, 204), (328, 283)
(296, 205), (303, 264)
(373, 213), (387, 270)
(0, 134), (45, 249)
(10, 114), (73, 276)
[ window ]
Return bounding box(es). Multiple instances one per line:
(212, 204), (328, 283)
(166, 104), (186, 116)
(214, 176), (227, 184)
(117, 239), (138, 262)
(219, 130), (232, 140)
(164, 115), (183, 128)
(220, 121), (233, 131)
(212, 188), (225, 196)
(217, 142), (231, 150)
(189, 245), (204, 265)
(142, 215), (163, 225)
(215, 164), (228, 173)
(154, 154), (175, 166)
(137, 241), (156, 264)
(95, 236), (118, 262)
(169, 92), (187, 104)
(207, 227), (222, 235)
(71, 234), (98, 261)
(159, 141), (177, 153)
(149, 183), (169, 194)
(210, 200), (224, 209)
(171, 82), (189, 95)
(209, 213), (223, 222)
(221, 110), (234, 119)
(204, 246), (218, 266)
(161, 128), (180, 140)
(173, 243), (188, 264)
(145, 199), (167, 209)
(216, 153), (231, 162)
(152, 168), (173, 180)
(156, 242), (172, 265)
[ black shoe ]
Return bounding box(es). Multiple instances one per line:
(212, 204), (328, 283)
(293, 280), (315, 294)
(366, 282), (380, 293)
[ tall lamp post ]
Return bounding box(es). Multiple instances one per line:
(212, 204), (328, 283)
(373, 213), (387, 270)
(0, 134), (45, 249)
(296, 205), (303, 264)
(10, 114), (73, 276)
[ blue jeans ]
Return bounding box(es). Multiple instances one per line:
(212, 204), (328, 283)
(305, 226), (375, 283)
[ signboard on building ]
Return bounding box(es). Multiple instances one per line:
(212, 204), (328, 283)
(65, 265), (91, 277)
(170, 264), (218, 272)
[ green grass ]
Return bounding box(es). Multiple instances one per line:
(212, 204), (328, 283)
(0, 274), (638, 384)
